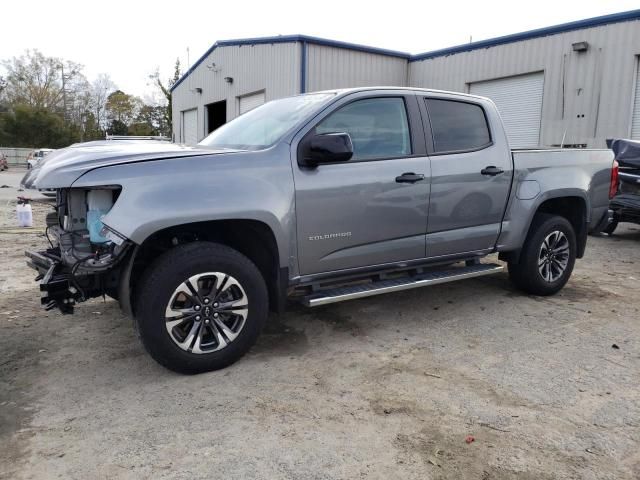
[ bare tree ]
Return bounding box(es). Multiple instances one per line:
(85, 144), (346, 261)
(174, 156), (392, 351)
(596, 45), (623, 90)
(2, 49), (83, 113)
(90, 73), (117, 130)
(149, 58), (181, 136)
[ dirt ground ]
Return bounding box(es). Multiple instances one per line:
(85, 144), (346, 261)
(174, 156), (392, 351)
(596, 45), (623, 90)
(1, 171), (639, 479)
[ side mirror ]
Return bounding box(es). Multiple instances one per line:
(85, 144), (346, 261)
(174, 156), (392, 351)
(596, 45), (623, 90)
(300, 132), (353, 167)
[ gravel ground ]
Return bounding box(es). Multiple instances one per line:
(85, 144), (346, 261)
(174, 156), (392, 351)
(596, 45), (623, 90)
(1, 175), (639, 479)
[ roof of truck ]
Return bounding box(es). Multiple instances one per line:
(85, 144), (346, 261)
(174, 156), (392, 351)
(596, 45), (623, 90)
(312, 86), (488, 101)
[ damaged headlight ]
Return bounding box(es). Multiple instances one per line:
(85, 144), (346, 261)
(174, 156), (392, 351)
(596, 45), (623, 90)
(99, 224), (126, 246)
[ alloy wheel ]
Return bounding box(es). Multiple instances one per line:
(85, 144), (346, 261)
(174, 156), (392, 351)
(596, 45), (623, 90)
(164, 272), (249, 354)
(538, 231), (570, 283)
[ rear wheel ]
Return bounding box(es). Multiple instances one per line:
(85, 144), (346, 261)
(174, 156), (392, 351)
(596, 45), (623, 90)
(508, 214), (576, 296)
(135, 242), (268, 374)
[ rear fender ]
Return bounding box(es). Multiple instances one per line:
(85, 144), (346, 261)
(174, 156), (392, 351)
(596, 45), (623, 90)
(498, 189), (589, 263)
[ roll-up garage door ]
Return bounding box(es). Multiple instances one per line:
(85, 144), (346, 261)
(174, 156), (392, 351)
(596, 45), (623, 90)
(239, 91), (265, 115)
(470, 72), (544, 148)
(631, 61), (640, 140)
(181, 109), (198, 145)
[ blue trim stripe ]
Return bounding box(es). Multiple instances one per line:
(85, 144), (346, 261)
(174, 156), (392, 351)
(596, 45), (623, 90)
(300, 41), (307, 94)
(410, 9), (640, 61)
(170, 9), (640, 92)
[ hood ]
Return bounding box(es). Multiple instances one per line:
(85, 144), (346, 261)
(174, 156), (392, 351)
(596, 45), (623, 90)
(27, 140), (239, 189)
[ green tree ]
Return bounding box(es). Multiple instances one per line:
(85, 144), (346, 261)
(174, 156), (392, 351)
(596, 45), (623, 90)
(134, 104), (169, 136)
(0, 50), (120, 147)
(107, 119), (128, 136)
(0, 104), (80, 148)
(127, 122), (155, 136)
(81, 112), (104, 141)
(105, 90), (138, 125)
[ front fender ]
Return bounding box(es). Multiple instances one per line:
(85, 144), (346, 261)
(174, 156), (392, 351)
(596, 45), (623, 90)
(71, 146), (296, 269)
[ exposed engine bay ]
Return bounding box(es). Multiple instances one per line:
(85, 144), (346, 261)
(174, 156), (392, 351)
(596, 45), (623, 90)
(26, 188), (131, 313)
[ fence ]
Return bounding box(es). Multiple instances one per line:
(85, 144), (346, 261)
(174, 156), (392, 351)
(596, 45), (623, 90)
(0, 147), (32, 167)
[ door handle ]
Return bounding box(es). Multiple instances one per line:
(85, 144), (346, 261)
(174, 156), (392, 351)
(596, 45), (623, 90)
(481, 166), (504, 176)
(395, 172), (425, 184)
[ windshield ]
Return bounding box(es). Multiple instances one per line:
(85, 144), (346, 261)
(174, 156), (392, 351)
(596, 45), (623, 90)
(198, 93), (335, 150)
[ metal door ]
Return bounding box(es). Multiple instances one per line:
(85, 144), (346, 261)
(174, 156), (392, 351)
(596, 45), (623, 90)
(292, 93), (430, 275)
(470, 72), (544, 148)
(239, 91), (266, 115)
(423, 96), (513, 258)
(181, 109), (198, 145)
(632, 60), (640, 139)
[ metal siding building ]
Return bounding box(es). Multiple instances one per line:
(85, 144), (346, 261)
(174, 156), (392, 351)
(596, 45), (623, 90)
(171, 36), (409, 144)
(305, 43), (408, 92)
(172, 41), (302, 143)
(172, 10), (640, 148)
(409, 16), (640, 148)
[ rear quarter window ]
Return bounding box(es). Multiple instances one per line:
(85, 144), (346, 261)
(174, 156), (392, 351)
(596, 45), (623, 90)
(426, 99), (491, 153)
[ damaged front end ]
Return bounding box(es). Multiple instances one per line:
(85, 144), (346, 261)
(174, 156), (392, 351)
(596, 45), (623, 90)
(26, 188), (132, 314)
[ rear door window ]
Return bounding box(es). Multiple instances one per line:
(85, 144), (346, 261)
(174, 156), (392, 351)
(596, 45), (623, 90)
(426, 99), (491, 153)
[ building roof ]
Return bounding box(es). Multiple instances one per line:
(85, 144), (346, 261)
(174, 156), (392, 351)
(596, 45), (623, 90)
(171, 9), (640, 92)
(411, 8), (640, 61)
(170, 34), (410, 92)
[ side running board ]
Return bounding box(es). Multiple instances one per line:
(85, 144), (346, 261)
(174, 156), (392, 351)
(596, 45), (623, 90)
(300, 263), (504, 307)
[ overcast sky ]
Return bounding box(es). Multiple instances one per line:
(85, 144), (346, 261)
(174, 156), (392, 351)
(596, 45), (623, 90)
(2, 0), (639, 99)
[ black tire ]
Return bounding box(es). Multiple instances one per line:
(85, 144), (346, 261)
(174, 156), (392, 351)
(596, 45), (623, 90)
(135, 242), (268, 374)
(508, 213), (576, 296)
(602, 218), (618, 235)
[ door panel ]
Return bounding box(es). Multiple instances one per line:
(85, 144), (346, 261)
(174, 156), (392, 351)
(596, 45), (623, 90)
(426, 146), (512, 257)
(426, 222), (506, 258)
(423, 97), (512, 257)
(293, 94), (429, 275)
(295, 158), (429, 274)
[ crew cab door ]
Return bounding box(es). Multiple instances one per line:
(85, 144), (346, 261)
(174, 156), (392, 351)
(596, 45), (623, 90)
(292, 92), (430, 276)
(420, 95), (512, 258)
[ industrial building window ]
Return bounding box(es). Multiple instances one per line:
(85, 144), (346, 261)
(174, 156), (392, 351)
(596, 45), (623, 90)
(316, 97), (411, 160)
(426, 99), (491, 153)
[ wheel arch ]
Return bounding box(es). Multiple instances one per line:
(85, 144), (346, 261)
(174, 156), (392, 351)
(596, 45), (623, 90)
(119, 219), (287, 317)
(536, 195), (588, 256)
(500, 192), (588, 264)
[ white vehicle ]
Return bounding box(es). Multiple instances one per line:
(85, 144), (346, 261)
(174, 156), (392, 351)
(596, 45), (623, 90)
(26, 148), (55, 169)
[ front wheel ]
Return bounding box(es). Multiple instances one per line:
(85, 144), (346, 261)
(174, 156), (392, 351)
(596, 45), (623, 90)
(135, 242), (268, 374)
(508, 214), (576, 296)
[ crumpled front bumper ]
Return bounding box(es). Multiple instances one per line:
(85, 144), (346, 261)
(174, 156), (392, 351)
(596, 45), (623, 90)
(25, 248), (82, 314)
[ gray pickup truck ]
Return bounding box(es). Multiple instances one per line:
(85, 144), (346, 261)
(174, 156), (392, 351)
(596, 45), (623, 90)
(25, 87), (617, 373)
